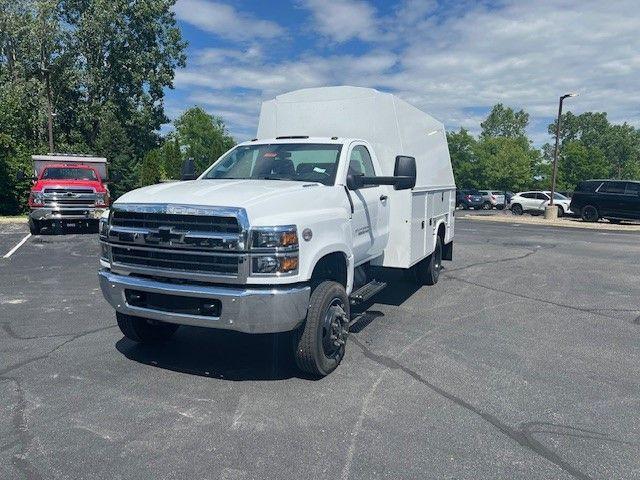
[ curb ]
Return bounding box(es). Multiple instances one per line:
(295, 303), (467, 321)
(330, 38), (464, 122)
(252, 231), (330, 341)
(460, 214), (640, 232)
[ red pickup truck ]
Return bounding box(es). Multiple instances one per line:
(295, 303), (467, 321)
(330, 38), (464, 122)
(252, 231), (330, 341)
(25, 155), (111, 235)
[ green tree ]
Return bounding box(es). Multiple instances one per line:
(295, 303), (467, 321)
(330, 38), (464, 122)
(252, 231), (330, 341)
(159, 136), (182, 180)
(0, 0), (187, 211)
(548, 111), (640, 183)
(447, 128), (480, 188)
(475, 137), (538, 191)
(139, 148), (164, 186)
(556, 141), (610, 190)
(480, 104), (529, 139)
(173, 107), (235, 175)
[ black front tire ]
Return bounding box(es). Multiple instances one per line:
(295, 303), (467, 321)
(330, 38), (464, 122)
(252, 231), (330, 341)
(511, 204), (523, 215)
(581, 205), (599, 222)
(293, 281), (350, 377)
(417, 236), (443, 286)
(28, 218), (41, 235)
(116, 312), (179, 344)
(557, 206), (564, 218)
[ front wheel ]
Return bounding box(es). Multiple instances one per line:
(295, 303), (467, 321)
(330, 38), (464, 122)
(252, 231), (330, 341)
(557, 206), (564, 218)
(293, 281), (350, 377)
(28, 218), (41, 235)
(116, 312), (179, 344)
(581, 205), (599, 222)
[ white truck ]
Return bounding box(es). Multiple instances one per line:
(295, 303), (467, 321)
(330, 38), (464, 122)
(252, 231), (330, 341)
(99, 86), (456, 376)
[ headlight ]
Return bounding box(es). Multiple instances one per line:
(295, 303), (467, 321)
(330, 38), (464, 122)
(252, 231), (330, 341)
(99, 211), (110, 239)
(250, 226), (298, 250)
(252, 255), (299, 275)
(95, 193), (108, 207)
(29, 192), (45, 206)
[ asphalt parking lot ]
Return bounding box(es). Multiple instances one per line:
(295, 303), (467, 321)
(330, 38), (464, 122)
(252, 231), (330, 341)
(1, 219), (639, 480)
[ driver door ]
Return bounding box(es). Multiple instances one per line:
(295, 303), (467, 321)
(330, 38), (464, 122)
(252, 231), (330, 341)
(347, 144), (386, 264)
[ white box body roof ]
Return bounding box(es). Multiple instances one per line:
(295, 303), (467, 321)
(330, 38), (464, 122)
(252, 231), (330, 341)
(257, 86), (455, 189)
(32, 155), (108, 179)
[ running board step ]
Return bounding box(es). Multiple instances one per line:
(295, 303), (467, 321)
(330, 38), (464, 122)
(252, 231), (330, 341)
(350, 280), (386, 304)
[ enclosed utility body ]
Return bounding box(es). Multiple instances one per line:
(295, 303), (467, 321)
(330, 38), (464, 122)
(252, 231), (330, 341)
(99, 86), (456, 376)
(258, 86), (456, 268)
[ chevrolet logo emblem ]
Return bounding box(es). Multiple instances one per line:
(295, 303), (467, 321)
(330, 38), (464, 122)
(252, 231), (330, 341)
(157, 226), (172, 242)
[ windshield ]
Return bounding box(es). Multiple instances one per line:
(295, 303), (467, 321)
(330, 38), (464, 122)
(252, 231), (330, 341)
(202, 143), (343, 186)
(42, 167), (97, 181)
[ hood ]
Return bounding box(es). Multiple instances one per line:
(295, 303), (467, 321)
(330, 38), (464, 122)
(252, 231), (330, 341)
(33, 178), (106, 191)
(114, 179), (349, 226)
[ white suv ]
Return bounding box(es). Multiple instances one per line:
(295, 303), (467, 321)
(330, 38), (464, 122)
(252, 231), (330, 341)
(509, 191), (572, 217)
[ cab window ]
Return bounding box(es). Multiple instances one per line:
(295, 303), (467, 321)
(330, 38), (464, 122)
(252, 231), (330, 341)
(349, 145), (376, 177)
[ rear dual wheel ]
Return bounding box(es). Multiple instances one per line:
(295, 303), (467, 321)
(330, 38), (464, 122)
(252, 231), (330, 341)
(416, 236), (442, 286)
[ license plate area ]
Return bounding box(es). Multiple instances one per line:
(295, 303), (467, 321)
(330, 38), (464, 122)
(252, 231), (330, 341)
(124, 289), (221, 317)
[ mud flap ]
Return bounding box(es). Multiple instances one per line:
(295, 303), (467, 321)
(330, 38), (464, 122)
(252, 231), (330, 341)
(443, 241), (453, 261)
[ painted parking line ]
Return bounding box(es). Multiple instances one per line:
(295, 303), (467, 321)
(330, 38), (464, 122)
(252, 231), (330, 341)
(2, 233), (31, 258)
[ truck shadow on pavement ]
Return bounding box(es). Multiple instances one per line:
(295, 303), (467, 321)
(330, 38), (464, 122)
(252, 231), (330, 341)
(115, 273), (424, 381)
(115, 329), (303, 381)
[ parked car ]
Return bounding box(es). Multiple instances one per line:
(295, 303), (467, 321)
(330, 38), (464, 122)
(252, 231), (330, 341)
(478, 190), (497, 209)
(456, 189), (484, 209)
(509, 191), (572, 217)
(570, 180), (640, 222)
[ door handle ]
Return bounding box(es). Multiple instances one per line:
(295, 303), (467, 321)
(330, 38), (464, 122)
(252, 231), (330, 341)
(379, 195), (388, 202)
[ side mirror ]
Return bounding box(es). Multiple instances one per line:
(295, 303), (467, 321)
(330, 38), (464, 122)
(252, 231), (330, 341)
(16, 170), (26, 181)
(393, 156), (416, 190)
(346, 174), (364, 190)
(181, 158), (197, 181)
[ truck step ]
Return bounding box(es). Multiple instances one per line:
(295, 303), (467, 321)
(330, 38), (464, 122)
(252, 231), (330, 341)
(350, 280), (386, 305)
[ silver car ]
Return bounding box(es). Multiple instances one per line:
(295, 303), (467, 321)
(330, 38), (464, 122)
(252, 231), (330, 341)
(479, 190), (509, 209)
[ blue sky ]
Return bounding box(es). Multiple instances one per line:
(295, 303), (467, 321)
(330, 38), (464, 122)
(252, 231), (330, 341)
(166, 0), (640, 145)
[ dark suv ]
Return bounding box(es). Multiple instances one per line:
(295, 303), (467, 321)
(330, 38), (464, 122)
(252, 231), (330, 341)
(570, 180), (640, 222)
(456, 189), (484, 209)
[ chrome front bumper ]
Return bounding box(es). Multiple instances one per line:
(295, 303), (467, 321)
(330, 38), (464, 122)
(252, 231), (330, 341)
(99, 269), (310, 334)
(30, 207), (105, 221)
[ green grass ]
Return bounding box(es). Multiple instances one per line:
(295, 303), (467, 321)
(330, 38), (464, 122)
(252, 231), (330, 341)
(0, 215), (28, 223)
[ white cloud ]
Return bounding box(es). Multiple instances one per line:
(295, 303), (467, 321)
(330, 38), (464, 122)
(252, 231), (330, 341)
(300, 0), (380, 43)
(172, 0), (640, 144)
(174, 0), (283, 40)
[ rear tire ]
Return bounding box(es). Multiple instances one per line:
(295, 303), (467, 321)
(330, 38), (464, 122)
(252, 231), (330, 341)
(293, 281), (350, 377)
(28, 218), (41, 235)
(116, 312), (179, 344)
(581, 205), (599, 222)
(511, 204), (523, 215)
(417, 236), (442, 286)
(482, 202), (491, 210)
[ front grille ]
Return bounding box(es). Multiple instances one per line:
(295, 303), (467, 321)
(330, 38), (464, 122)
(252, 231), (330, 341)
(111, 246), (240, 275)
(105, 205), (248, 282)
(43, 187), (96, 207)
(44, 188), (94, 194)
(111, 211), (240, 234)
(44, 198), (95, 206)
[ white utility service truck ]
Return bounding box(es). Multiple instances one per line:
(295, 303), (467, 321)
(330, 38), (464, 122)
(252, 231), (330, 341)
(99, 86), (456, 376)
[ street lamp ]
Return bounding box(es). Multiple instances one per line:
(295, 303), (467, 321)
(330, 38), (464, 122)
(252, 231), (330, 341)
(549, 93), (578, 208)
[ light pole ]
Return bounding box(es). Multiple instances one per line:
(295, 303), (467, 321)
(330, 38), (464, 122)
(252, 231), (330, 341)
(549, 93), (577, 207)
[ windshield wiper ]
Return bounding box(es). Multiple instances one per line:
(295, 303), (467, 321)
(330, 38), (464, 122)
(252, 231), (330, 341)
(259, 176), (297, 181)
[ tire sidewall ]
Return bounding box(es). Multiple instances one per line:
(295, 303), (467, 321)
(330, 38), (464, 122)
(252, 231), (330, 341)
(295, 281), (350, 376)
(581, 205), (598, 222)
